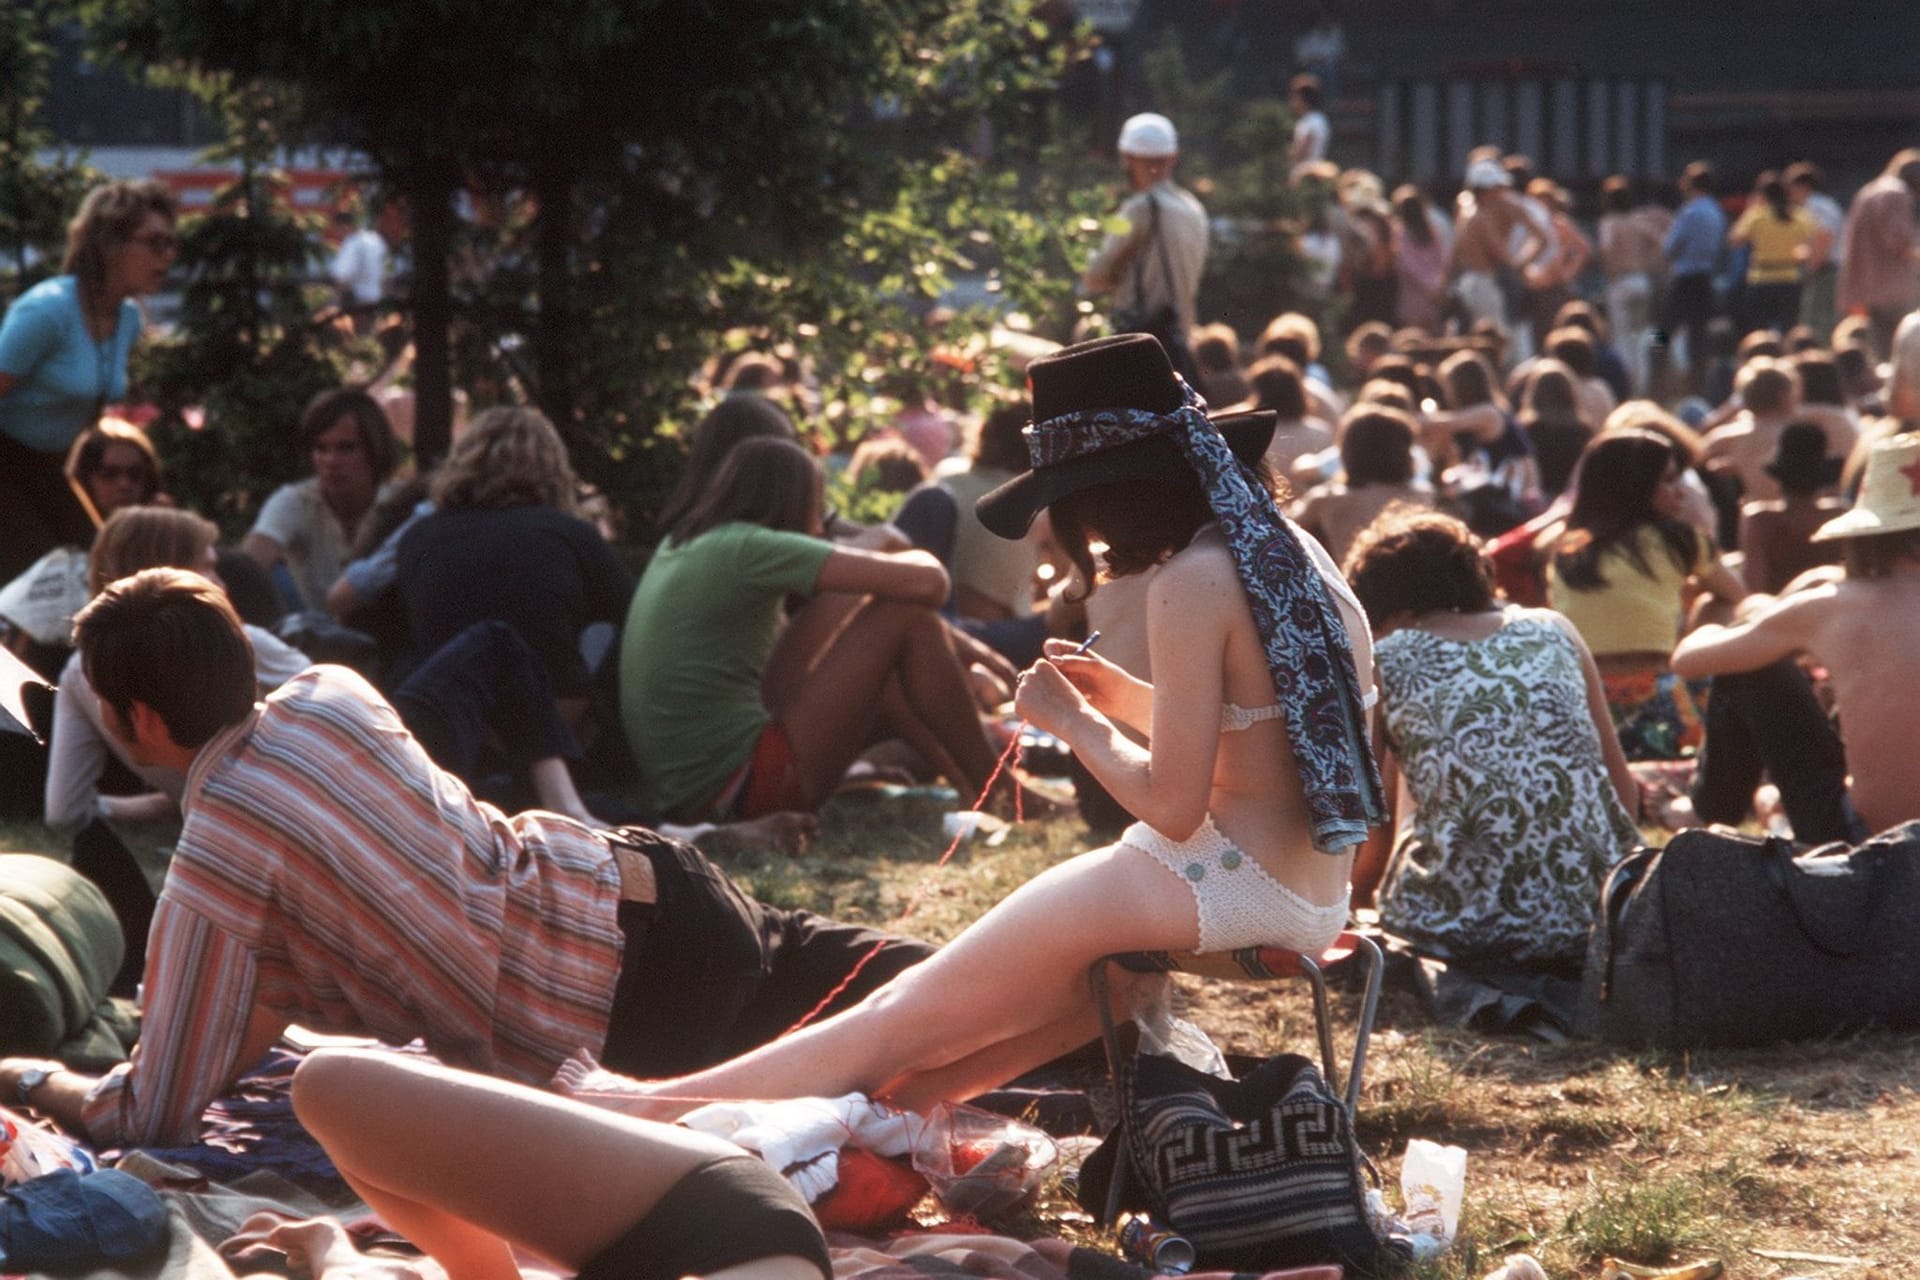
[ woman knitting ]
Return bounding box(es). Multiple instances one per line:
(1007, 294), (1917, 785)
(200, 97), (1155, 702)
(562, 333), (1384, 1116)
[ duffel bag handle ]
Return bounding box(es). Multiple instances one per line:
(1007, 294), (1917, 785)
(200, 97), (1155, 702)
(1760, 836), (1891, 959)
(1592, 846), (1659, 1003)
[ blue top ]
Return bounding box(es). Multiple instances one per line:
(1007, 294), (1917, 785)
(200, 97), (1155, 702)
(1663, 195), (1726, 278)
(0, 276), (142, 454)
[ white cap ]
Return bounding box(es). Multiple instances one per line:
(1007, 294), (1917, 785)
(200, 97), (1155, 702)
(1466, 158), (1511, 190)
(1117, 112), (1178, 158)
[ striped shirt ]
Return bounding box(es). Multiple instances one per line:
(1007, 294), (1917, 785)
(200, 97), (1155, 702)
(81, 665), (625, 1147)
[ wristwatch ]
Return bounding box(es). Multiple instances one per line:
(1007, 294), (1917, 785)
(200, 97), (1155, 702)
(16, 1064), (58, 1108)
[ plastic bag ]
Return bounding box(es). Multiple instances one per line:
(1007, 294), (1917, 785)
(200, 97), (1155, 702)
(909, 1102), (1056, 1221)
(1400, 1137), (1467, 1250)
(0, 1104), (98, 1186)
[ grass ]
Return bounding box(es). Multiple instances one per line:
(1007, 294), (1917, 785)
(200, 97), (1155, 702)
(10, 795), (1920, 1278)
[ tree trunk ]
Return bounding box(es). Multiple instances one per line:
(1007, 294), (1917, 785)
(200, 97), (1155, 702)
(406, 166), (457, 468)
(532, 160), (575, 452)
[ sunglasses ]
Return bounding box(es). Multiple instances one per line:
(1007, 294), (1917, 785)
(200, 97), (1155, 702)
(129, 232), (179, 255)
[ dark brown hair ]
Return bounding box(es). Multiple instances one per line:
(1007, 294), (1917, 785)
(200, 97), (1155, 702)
(66, 416), (162, 507)
(1553, 429), (1698, 591)
(1247, 354), (1309, 420)
(1843, 527), (1920, 579)
(1339, 407), (1417, 486)
(1343, 507), (1496, 629)
(670, 435), (819, 544)
(74, 567), (256, 749)
(300, 386), (400, 484)
(657, 394), (799, 533)
(1049, 444), (1271, 596)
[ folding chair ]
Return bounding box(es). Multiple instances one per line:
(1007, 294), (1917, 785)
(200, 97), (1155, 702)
(1086, 931), (1384, 1226)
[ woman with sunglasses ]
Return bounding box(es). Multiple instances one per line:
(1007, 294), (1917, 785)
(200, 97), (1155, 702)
(0, 180), (178, 581)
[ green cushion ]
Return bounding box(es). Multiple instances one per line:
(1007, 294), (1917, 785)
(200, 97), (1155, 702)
(0, 853), (125, 1057)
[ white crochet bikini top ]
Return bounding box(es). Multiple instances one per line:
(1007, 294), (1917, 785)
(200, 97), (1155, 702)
(1221, 686), (1378, 732)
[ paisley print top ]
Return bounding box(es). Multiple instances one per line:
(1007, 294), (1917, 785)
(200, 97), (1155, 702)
(1375, 609), (1638, 967)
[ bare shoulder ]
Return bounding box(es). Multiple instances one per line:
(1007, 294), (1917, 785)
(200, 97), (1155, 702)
(1155, 531), (1241, 609)
(1700, 421), (1749, 451)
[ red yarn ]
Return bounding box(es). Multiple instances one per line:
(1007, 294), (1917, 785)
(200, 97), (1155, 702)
(811, 1148), (930, 1232)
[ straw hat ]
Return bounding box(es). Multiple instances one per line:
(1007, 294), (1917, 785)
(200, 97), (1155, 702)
(974, 334), (1275, 539)
(1811, 432), (1920, 541)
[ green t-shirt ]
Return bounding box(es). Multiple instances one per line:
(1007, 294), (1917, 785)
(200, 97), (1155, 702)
(620, 521), (833, 817)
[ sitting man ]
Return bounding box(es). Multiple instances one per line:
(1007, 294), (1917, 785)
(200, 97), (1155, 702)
(0, 569), (931, 1147)
(1672, 432), (1920, 842)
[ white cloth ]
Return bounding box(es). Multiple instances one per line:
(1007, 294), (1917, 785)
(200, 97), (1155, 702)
(0, 546), (89, 646)
(248, 477), (393, 611)
(678, 1093), (919, 1204)
(329, 228), (387, 305)
(1291, 110), (1329, 166)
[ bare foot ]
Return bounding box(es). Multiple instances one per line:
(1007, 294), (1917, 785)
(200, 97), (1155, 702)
(253, 1216), (437, 1279)
(551, 1050), (691, 1121)
(694, 811), (820, 859)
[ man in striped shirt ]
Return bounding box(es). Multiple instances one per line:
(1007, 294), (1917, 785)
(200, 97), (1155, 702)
(1, 569), (930, 1147)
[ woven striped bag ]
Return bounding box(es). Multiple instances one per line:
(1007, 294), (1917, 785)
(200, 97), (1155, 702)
(1084, 1051), (1386, 1272)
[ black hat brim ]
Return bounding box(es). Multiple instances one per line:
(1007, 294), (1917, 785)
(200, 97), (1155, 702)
(975, 410), (1278, 540)
(1763, 456), (1846, 491)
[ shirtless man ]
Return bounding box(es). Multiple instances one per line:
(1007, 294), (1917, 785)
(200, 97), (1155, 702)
(1701, 357), (1854, 502)
(1672, 431), (1920, 841)
(1451, 158), (1534, 331)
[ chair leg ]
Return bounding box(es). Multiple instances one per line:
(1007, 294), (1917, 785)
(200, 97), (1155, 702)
(1344, 934), (1385, 1116)
(1297, 954), (1342, 1100)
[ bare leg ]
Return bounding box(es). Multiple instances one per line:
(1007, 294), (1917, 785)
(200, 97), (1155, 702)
(767, 595), (1001, 806)
(527, 757), (598, 827)
(291, 1051), (763, 1279)
(562, 844), (1200, 1116)
(874, 676), (968, 788)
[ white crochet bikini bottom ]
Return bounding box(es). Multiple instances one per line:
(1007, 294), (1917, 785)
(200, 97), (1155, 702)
(1119, 815), (1349, 955)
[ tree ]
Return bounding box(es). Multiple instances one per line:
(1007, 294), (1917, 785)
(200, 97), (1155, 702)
(129, 76), (352, 532)
(86, 0), (1081, 477)
(0, 2), (99, 298)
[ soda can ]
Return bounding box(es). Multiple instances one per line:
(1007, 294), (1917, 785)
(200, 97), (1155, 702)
(1117, 1213), (1196, 1274)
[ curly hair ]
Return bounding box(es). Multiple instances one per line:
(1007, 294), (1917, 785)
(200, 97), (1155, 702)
(432, 406), (578, 514)
(63, 180), (177, 312)
(1343, 507), (1496, 629)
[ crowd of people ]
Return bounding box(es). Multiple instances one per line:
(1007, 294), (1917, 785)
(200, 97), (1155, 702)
(0, 114), (1915, 1276)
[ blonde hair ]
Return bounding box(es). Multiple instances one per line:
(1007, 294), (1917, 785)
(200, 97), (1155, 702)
(63, 180), (177, 312)
(431, 406), (579, 514)
(88, 505), (218, 597)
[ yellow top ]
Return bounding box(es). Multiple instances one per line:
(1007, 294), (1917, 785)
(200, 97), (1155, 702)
(1547, 525), (1713, 657)
(1732, 205), (1818, 286)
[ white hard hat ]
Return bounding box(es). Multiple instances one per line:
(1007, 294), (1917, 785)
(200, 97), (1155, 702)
(1466, 158), (1512, 190)
(1117, 112), (1179, 158)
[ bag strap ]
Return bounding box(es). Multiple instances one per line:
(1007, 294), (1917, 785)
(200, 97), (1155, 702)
(1591, 846), (1658, 1003)
(1128, 193), (1161, 311)
(1760, 836), (1893, 959)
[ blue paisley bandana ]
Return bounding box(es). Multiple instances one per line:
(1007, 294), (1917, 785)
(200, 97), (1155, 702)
(1026, 382), (1385, 853)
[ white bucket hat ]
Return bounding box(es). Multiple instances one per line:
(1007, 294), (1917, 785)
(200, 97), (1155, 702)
(1117, 112), (1178, 159)
(1812, 432), (1920, 541)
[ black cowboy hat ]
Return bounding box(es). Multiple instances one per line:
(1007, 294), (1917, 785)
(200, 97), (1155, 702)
(975, 334), (1276, 539)
(1763, 420), (1844, 494)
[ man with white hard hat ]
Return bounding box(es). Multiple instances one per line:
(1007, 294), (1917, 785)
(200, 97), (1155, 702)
(1082, 111), (1209, 379)
(1448, 156), (1528, 330)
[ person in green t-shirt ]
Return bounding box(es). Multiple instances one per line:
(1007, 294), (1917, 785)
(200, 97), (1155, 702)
(620, 437), (1019, 820)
